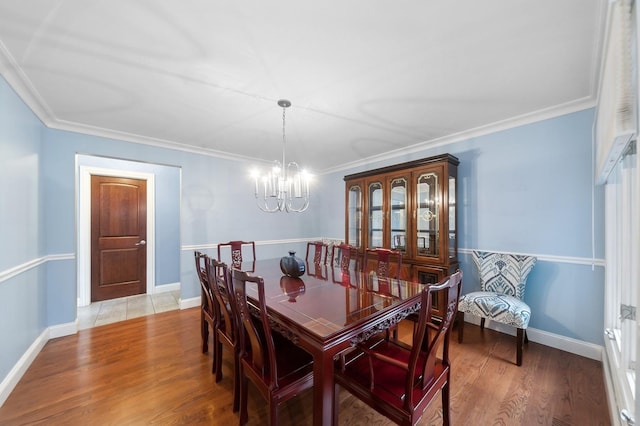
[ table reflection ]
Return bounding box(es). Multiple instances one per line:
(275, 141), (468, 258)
(280, 275), (306, 302)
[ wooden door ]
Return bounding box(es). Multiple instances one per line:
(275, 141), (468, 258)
(91, 175), (147, 302)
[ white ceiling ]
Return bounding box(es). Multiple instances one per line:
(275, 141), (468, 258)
(0, 1), (606, 174)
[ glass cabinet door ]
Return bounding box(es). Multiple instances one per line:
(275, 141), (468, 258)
(368, 181), (383, 248)
(389, 177), (407, 253)
(347, 183), (362, 249)
(416, 171), (440, 258)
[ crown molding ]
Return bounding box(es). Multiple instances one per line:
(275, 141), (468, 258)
(321, 97), (597, 175)
(1, 39), (597, 176)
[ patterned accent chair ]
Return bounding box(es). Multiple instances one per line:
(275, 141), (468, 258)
(457, 251), (537, 366)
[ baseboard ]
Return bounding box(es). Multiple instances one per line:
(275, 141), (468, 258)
(49, 320), (79, 339)
(0, 328), (49, 407)
(462, 316), (603, 361)
(154, 282), (180, 294)
(180, 296), (200, 310)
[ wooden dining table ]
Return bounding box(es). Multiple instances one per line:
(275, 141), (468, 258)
(239, 258), (425, 426)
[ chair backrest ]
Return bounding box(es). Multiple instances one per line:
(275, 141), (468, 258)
(217, 240), (256, 269)
(409, 270), (462, 404)
(205, 257), (235, 341)
(231, 269), (280, 388)
(368, 276), (401, 298)
(305, 241), (327, 264)
(194, 251), (217, 320)
(363, 248), (403, 279)
(333, 243), (360, 272)
(324, 241), (339, 267)
(471, 251), (536, 299)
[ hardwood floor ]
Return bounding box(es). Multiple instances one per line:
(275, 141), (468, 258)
(0, 308), (610, 425)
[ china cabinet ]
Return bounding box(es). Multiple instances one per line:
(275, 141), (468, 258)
(344, 153), (459, 317)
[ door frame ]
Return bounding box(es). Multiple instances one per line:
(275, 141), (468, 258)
(78, 166), (156, 307)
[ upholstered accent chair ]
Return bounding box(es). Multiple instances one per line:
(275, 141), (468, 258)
(457, 251), (537, 366)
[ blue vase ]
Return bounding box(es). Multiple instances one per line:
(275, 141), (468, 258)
(280, 251), (306, 277)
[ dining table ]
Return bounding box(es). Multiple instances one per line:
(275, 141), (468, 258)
(238, 257), (426, 426)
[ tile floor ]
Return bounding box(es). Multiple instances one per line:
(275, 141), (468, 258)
(77, 290), (181, 330)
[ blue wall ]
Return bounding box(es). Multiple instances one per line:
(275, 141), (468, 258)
(0, 76), (47, 381)
(0, 67), (604, 390)
(320, 109), (605, 344)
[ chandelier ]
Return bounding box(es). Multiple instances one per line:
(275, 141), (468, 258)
(252, 99), (311, 213)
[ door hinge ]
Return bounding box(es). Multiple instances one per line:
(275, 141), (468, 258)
(620, 304), (636, 321)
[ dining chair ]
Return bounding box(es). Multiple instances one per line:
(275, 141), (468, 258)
(457, 251), (537, 366)
(205, 257), (240, 412)
(362, 247), (404, 339)
(363, 247), (403, 279)
(194, 251), (219, 370)
(305, 240), (328, 264)
(305, 241), (329, 279)
(333, 242), (360, 272)
(324, 240), (339, 267)
(217, 240), (256, 270)
(334, 270), (463, 426)
(231, 269), (315, 426)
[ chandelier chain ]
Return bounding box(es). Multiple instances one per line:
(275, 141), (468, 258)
(282, 104), (286, 166)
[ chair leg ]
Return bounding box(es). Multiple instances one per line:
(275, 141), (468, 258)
(239, 368), (249, 426)
(214, 337), (223, 382)
(457, 311), (465, 343)
(269, 400), (278, 426)
(480, 317), (485, 330)
(211, 327), (219, 374)
(385, 325), (398, 341)
(442, 379), (451, 426)
(524, 329), (529, 344)
(516, 328), (524, 366)
(232, 351), (240, 412)
(202, 314), (208, 353)
(333, 385), (340, 425)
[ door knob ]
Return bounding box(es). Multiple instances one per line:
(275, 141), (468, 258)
(135, 240), (147, 246)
